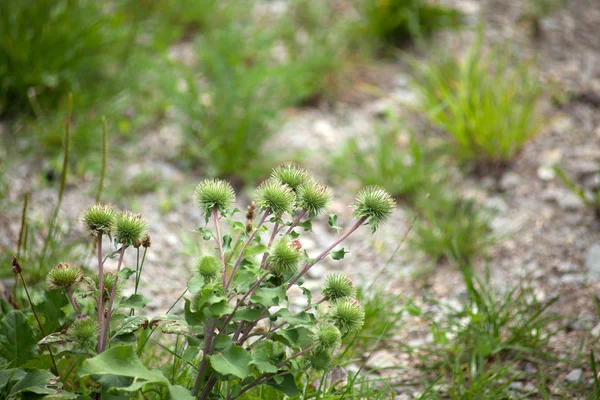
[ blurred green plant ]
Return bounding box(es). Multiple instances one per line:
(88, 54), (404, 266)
(278, 0), (357, 105)
(174, 8), (302, 182)
(554, 164), (600, 219)
(412, 35), (543, 174)
(330, 119), (443, 204)
(0, 0), (131, 117)
(353, 0), (462, 52)
(411, 192), (496, 265)
(421, 266), (562, 398)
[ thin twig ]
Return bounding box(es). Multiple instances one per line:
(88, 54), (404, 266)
(96, 232), (104, 353)
(65, 287), (78, 312)
(101, 245), (126, 352)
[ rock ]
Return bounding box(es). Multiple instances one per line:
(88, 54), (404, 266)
(571, 160), (600, 176)
(585, 244), (600, 279)
(565, 369), (583, 383)
(537, 165), (556, 181)
(366, 350), (397, 369)
(542, 188), (584, 210)
(592, 322), (600, 337)
(500, 172), (521, 190)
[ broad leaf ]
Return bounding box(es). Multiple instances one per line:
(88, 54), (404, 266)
(0, 310), (37, 367)
(273, 327), (313, 349)
(266, 374), (300, 396)
(9, 369), (69, 396)
(222, 234), (233, 253)
(251, 286), (286, 308)
(331, 248), (349, 260)
(273, 309), (313, 326)
(188, 275), (205, 293)
(209, 345), (252, 379)
(251, 349), (278, 373)
(232, 309), (263, 322)
(36, 290), (68, 333)
(112, 316), (148, 337)
(81, 345), (193, 399)
(119, 294), (151, 309)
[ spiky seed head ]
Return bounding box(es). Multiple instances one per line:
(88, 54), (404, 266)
(322, 273), (356, 301)
(308, 348), (333, 371)
(91, 272), (122, 304)
(330, 297), (365, 334)
(296, 181), (332, 218)
(271, 163), (311, 191)
(351, 186), (395, 232)
(315, 323), (341, 350)
(46, 262), (83, 290)
(113, 211), (148, 247)
(67, 315), (98, 344)
(196, 255), (221, 282)
(255, 179), (295, 217)
(268, 237), (301, 275)
(81, 204), (115, 236)
(193, 179), (236, 221)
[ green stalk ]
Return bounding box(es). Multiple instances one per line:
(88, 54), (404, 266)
(95, 116), (108, 203)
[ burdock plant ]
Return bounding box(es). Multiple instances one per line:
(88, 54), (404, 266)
(32, 164), (395, 400)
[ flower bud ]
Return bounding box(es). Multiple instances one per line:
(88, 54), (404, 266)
(11, 256), (22, 274)
(193, 179), (236, 221)
(81, 204), (116, 236)
(271, 163), (311, 191)
(322, 273), (356, 302)
(351, 186), (395, 232)
(315, 323), (341, 350)
(142, 234), (152, 248)
(90, 272), (122, 304)
(296, 181), (332, 218)
(196, 255), (221, 282)
(46, 262), (83, 290)
(330, 297), (365, 334)
(268, 237), (301, 275)
(113, 211), (148, 247)
(67, 315), (98, 345)
(308, 348), (332, 371)
(255, 179), (295, 217)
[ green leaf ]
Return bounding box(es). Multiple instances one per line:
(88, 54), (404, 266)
(273, 327), (313, 349)
(204, 299), (234, 318)
(251, 286), (286, 308)
(195, 226), (213, 241)
(222, 234), (233, 253)
(119, 294), (151, 309)
(112, 316), (148, 337)
(231, 221), (247, 232)
(9, 369), (60, 396)
(328, 213), (342, 233)
(36, 290), (68, 333)
(297, 220), (312, 232)
(273, 309), (313, 326)
(232, 309), (263, 322)
(0, 368), (25, 392)
(251, 349), (278, 373)
(0, 310), (37, 367)
(209, 345), (252, 379)
(244, 244), (269, 258)
(188, 275), (205, 293)
(331, 248), (349, 260)
(81, 345), (193, 399)
(266, 374), (300, 396)
(117, 268), (136, 282)
(38, 333), (72, 347)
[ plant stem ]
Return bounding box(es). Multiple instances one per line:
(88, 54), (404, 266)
(259, 220), (280, 268)
(131, 247), (147, 316)
(95, 116), (108, 203)
(225, 209), (270, 289)
(233, 369), (300, 399)
(213, 207), (227, 288)
(192, 320), (216, 396)
(17, 192), (29, 257)
(284, 209), (307, 235)
(198, 375), (218, 400)
(287, 216), (367, 288)
(65, 287), (78, 311)
(101, 245), (126, 352)
(15, 263), (59, 376)
(96, 232), (104, 353)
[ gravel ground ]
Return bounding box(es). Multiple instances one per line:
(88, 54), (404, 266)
(1, 0), (599, 397)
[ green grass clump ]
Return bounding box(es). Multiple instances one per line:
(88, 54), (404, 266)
(330, 120), (442, 205)
(422, 266), (562, 398)
(0, 0), (130, 116)
(411, 193), (496, 265)
(353, 0), (462, 51)
(412, 36), (543, 172)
